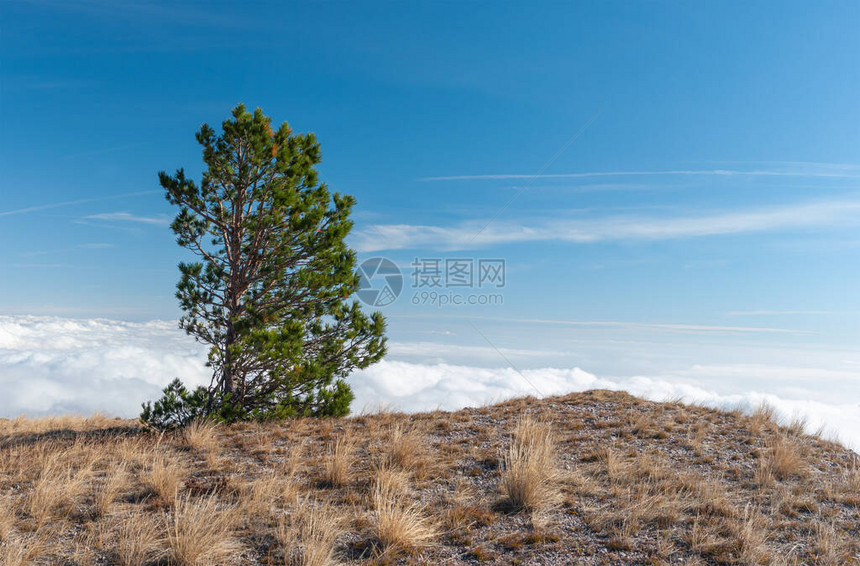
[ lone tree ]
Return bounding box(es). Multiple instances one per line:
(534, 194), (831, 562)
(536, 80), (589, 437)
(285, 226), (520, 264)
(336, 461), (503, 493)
(142, 104), (386, 428)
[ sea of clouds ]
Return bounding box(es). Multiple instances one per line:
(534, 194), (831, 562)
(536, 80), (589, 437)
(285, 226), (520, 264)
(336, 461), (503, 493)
(1, 315), (857, 452)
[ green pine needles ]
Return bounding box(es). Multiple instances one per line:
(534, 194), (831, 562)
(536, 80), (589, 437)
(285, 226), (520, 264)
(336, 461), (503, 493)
(141, 105), (386, 429)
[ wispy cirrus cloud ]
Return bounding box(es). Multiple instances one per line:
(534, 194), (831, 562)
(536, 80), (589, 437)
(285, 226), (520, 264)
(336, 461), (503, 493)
(0, 190), (160, 217)
(353, 199), (860, 251)
(459, 315), (812, 335)
(726, 310), (846, 316)
(420, 167), (860, 182)
(83, 212), (171, 225)
(19, 243), (116, 257)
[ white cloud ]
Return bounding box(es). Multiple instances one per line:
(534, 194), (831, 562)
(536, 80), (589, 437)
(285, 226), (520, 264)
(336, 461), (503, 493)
(353, 200), (860, 251)
(83, 212), (171, 225)
(0, 316), (856, 452)
(351, 360), (860, 451)
(726, 310), (843, 316)
(419, 167), (860, 182)
(461, 316), (809, 335)
(0, 316), (209, 417)
(0, 191), (160, 217)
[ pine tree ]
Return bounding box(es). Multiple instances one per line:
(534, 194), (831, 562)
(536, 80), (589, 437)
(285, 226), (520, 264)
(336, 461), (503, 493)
(142, 104), (386, 427)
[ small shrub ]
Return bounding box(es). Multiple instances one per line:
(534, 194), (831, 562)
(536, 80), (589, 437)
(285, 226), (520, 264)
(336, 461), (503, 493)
(140, 379), (216, 431)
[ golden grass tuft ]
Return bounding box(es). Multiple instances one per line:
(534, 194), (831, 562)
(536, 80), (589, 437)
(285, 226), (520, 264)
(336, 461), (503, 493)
(112, 509), (165, 566)
(144, 455), (186, 503)
(0, 496), (16, 541)
(182, 419), (219, 450)
(749, 402), (778, 436)
(183, 419), (221, 467)
(759, 435), (806, 482)
(383, 424), (426, 475)
(373, 465), (411, 500)
(241, 470), (298, 516)
(0, 535), (28, 566)
(812, 520), (850, 565)
(500, 417), (560, 513)
(323, 434), (355, 488)
(281, 439), (306, 478)
(277, 498), (343, 566)
(839, 457), (860, 492)
(371, 472), (436, 554)
(733, 504), (771, 564)
(94, 464), (128, 517)
(595, 445), (626, 486)
(27, 463), (88, 525)
(167, 494), (241, 565)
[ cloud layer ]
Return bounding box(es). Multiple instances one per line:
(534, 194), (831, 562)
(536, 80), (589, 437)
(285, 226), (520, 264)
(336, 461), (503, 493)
(419, 164), (860, 182)
(0, 316), (856, 451)
(353, 200), (860, 251)
(0, 316), (210, 417)
(352, 360), (860, 451)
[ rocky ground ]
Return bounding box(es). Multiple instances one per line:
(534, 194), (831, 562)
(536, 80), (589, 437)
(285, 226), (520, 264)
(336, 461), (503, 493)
(0, 389), (858, 565)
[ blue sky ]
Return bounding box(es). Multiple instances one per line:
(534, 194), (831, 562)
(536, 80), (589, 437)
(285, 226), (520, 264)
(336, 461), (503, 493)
(1, 1), (859, 440)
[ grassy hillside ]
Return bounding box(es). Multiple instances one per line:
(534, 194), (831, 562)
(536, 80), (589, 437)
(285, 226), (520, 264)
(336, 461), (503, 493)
(0, 390), (857, 565)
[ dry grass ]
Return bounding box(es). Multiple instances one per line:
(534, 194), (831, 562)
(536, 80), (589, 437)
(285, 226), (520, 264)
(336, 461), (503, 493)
(241, 468), (299, 517)
(500, 417), (561, 515)
(759, 435), (807, 482)
(183, 419), (221, 467)
(812, 519), (851, 565)
(839, 457), (860, 492)
(113, 437), (152, 469)
(371, 480), (436, 555)
(0, 391), (856, 565)
(183, 419), (219, 450)
(595, 445), (627, 486)
(0, 536), (28, 566)
(94, 464), (128, 517)
(282, 439), (306, 478)
(144, 455), (186, 503)
(322, 433), (355, 488)
(383, 424), (427, 476)
(167, 494), (240, 565)
(277, 498), (343, 566)
(112, 509), (165, 566)
(27, 463), (88, 525)
(733, 504), (770, 564)
(749, 402), (778, 435)
(0, 496), (17, 541)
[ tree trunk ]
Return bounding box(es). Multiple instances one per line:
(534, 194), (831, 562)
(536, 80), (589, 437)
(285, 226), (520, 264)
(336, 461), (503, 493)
(222, 312), (240, 400)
